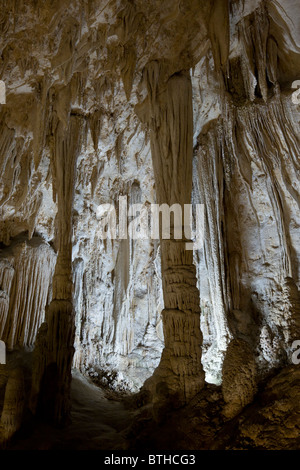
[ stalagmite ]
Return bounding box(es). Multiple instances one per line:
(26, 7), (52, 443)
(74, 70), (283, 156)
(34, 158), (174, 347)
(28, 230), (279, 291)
(31, 114), (82, 425)
(283, 277), (300, 354)
(0, 368), (25, 446)
(222, 339), (257, 419)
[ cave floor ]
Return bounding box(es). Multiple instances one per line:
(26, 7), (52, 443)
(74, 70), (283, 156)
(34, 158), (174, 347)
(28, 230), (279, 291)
(8, 370), (135, 450)
(4, 352), (300, 450)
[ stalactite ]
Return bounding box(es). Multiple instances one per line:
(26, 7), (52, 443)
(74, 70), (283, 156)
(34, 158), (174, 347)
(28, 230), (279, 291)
(0, 260), (14, 339)
(195, 128), (232, 354)
(208, 0), (230, 79)
(120, 45), (137, 101)
(237, 2), (270, 102)
(0, 237), (56, 349)
(232, 97), (299, 282)
(195, 84), (300, 378)
(0, 2), (298, 445)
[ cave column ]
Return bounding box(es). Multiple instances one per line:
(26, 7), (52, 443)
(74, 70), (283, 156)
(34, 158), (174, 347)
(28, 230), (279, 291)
(143, 63), (205, 403)
(30, 109), (81, 425)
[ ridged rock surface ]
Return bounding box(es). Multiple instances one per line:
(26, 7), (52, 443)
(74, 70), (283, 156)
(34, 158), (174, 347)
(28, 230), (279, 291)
(222, 339), (257, 419)
(0, 368), (25, 446)
(0, 236), (56, 350)
(0, 0), (299, 402)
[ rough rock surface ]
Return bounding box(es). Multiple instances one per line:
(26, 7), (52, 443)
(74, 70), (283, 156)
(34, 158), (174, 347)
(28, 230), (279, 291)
(0, 0), (299, 448)
(0, 368), (25, 446)
(1, 357), (298, 450)
(222, 339), (257, 419)
(126, 365), (300, 451)
(0, 235), (56, 350)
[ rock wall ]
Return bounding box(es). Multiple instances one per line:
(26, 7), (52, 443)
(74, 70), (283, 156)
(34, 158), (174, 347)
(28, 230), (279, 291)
(0, 0), (299, 404)
(192, 0), (300, 384)
(0, 236), (56, 350)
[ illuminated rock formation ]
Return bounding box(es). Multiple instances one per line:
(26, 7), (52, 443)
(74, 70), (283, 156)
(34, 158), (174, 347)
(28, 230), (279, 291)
(139, 65), (205, 403)
(0, 0), (299, 448)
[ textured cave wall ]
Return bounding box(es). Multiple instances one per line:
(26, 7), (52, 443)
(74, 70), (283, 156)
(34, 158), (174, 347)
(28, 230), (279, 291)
(192, 0), (300, 384)
(0, 235), (56, 350)
(0, 0), (299, 401)
(0, 0), (209, 392)
(71, 105), (165, 390)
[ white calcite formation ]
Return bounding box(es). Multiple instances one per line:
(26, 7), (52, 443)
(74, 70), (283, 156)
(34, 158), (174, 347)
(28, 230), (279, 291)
(0, 236), (56, 350)
(0, 0), (299, 427)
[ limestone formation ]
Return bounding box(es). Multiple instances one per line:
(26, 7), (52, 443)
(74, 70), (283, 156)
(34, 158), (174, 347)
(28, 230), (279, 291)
(0, 368), (25, 446)
(222, 339), (257, 419)
(138, 65), (205, 404)
(0, 0), (299, 450)
(31, 115), (83, 425)
(0, 236), (56, 349)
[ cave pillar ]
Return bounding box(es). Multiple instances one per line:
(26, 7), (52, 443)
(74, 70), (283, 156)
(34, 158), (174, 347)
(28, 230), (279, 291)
(30, 114), (81, 426)
(142, 64), (205, 403)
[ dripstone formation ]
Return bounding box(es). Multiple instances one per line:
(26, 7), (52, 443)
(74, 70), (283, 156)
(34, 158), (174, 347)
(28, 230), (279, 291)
(0, 0), (299, 449)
